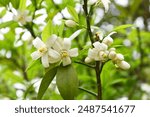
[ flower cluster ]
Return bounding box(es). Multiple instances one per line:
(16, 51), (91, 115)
(31, 34), (79, 68)
(13, 10), (32, 25)
(85, 32), (130, 70)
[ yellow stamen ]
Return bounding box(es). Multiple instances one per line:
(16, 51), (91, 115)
(61, 51), (68, 58)
(38, 47), (47, 53)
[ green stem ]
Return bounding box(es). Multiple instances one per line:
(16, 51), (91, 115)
(79, 87), (97, 97)
(75, 61), (95, 68)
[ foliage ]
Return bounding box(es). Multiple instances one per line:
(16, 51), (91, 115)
(0, 0), (150, 100)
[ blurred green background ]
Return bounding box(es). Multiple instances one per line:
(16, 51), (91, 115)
(0, 0), (150, 100)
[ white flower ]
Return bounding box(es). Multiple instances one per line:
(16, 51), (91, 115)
(49, 38), (78, 66)
(31, 37), (49, 68)
(88, 0), (98, 5)
(65, 20), (76, 27)
(116, 60), (130, 70)
(69, 29), (82, 40)
(85, 41), (108, 63)
(100, 0), (111, 13)
(102, 32), (117, 46)
(13, 10), (32, 25)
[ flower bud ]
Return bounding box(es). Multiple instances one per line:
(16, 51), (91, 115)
(115, 53), (124, 61)
(109, 51), (116, 59)
(117, 61), (130, 70)
(65, 20), (76, 27)
(102, 36), (113, 46)
(85, 57), (93, 63)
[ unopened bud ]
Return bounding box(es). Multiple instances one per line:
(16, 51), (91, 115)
(65, 20), (76, 27)
(117, 61), (130, 70)
(109, 51), (116, 59)
(85, 57), (93, 63)
(102, 36), (113, 46)
(116, 53), (124, 61)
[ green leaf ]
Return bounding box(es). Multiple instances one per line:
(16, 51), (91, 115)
(10, 0), (20, 9)
(67, 5), (79, 22)
(0, 21), (17, 29)
(113, 24), (133, 31)
(26, 59), (40, 72)
(41, 19), (53, 42)
(19, 0), (26, 10)
(37, 66), (57, 100)
(0, 0), (9, 6)
(56, 64), (78, 100)
(0, 8), (6, 18)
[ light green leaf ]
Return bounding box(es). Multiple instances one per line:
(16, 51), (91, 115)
(56, 64), (78, 100)
(67, 5), (79, 22)
(0, 21), (17, 29)
(26, 59), (40, 72)
(113, 24), (133, 31)
(19, 0), (26, 11)
(41, 19), (53, 42)
(37, 66), (57, 100)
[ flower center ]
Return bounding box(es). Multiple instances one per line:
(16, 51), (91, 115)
(38, 47), (47, 53)
(61, 50), (68, 58)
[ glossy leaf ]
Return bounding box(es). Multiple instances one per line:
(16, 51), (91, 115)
(41, 19), (53, 42)
(56, 64), (78, 100)
(67, 5), (79, 22)
(37, 66), (57, 99)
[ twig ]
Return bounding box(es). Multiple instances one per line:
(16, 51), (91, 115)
(79, 87), (97, 97)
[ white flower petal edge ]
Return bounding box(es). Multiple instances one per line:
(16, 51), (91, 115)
(62, 57), (71, 66)
(69, 29), (82, 40)
(31, 51), (41, 60)
(63, 39), (71, 50)
(33, 37), (46, 49)
(101, 0), (111, 13)
(69, 48), (78, 57)
(41, 54), (49, 68)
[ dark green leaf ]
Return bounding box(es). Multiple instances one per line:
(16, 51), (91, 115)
(56, 64), (78, 100)
(37, 66), (57, 99)
(10, 0), (20, 9)
(67, 5), (79, 22)
(0, 0), (9, 6)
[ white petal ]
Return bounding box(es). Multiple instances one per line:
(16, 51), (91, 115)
(62, 57), (71, 66)
(49, 56), (61, 63)
(93, 42), (108, 50)
(117, 61), (130, 70)
(116, 53), (124, 61)
(88, 48), (99, 60)
(41, 54), (49, 68)
(48, 48), (60, 58)
(109, 51), (116, 59)
(69, 48), (78, 57)
(101, 0), (111, 13)
(108, 31), (117, 37)
(52, 37), (62, 52)
(46, 34), (58, 47)
(65, 20), (76, 27)
(33, 37), (45, 49)
(102, 36), (113, 46)
(63, 38), (71, 50)
(31, 51), (41, 60)
(69, 29), (82, 40)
